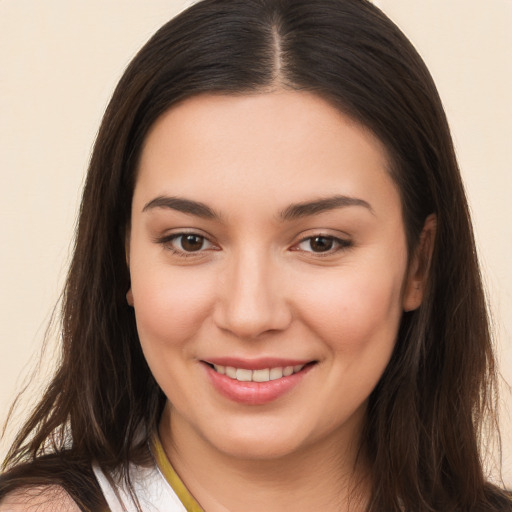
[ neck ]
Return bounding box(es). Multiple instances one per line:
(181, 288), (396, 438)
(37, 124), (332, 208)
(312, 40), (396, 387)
(159, 404), (370, 512)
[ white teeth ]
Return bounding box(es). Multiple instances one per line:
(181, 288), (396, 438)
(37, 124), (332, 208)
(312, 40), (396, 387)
(213, 364), (225, 375)
(252, 368), (270, 382)
(283, 366), (294, 376)
(225, 366), (237, 379)
(236, 368), (252, 382)
(269, 367), (284, 380)
(211, 363), (307, 382)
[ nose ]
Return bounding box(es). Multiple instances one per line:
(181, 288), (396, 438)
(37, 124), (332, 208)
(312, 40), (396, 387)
(213, 248), (292, 339)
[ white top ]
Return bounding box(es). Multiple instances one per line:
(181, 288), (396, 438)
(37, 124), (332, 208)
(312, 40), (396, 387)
(93, 461), (187, 512)
(92, 435), (203, 512)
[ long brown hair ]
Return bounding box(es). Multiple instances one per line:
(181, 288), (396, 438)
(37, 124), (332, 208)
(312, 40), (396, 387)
(1, 0), (510, 510)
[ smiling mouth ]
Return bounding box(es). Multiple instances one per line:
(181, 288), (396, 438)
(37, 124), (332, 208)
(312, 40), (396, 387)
(204, 362), (314, 383)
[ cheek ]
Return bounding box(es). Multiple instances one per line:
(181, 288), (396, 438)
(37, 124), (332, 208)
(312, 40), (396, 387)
(130, 263), (215, 346)
(297, 261), (406, 353)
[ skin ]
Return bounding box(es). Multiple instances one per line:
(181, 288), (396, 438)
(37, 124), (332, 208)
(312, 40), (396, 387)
(126, 91), (433, 511)
(0, 487), (80, 512)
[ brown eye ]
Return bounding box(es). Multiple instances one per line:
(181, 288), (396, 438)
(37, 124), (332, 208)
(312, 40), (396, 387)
(294, 235), (351, 255)
(180, 234), (205, 252)
(157, 232), (215, 256)
(309, 236), (334, 252)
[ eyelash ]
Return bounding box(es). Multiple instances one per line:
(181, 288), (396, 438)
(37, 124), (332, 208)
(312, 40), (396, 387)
(293, 235), (352, 256)
(155, 232), (352, 258)
(156, 232), (216, 258)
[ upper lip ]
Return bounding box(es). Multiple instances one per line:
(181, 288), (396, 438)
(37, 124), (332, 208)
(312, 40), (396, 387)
(202, 357), (315, 370)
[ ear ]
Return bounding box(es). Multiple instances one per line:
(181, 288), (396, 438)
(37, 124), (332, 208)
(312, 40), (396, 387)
(402, 214), (436, 312)
(125, 224), (134, 307)
(125, 223), (131, 268)
(126, 288), (134, 307)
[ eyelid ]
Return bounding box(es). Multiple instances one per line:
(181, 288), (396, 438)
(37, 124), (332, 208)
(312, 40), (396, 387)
(153, 229), (352, 258)
(154, 229), (219, 257)
(290, 232), (352, 255)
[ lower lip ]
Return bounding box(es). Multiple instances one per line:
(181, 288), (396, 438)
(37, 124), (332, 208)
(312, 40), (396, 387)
(204, 363), (314, 405)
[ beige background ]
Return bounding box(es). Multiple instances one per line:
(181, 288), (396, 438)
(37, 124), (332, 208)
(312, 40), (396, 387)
(1, 0), (510, 486)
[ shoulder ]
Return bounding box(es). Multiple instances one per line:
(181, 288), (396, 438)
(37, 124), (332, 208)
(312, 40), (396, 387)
(0, 451), (108, 511)
(0, 485), (81, 511)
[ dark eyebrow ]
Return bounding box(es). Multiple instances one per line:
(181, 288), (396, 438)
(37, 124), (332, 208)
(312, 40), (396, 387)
(279, 195), (374, 221)
(142, 194), (373, 221)
(142, 196), (220, 219)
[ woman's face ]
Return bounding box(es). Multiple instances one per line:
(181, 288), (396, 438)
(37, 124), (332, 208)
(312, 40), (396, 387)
(128, 91), (423, 460)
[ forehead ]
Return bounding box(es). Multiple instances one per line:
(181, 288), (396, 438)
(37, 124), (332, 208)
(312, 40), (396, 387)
(134, 91), (399, 219)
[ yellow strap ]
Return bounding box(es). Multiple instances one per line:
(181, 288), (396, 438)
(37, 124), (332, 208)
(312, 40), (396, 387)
(150, 433), (205, 512)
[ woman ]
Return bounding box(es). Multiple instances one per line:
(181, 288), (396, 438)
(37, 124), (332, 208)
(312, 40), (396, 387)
(1, 0), (510, 510)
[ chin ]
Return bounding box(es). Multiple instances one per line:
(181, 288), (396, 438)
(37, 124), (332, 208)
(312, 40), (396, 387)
(216, 436), (305, 461)
(200, 417), (326, 462)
